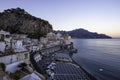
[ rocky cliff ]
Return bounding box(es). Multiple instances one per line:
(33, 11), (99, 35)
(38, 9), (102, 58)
(0, 8), (53, 38)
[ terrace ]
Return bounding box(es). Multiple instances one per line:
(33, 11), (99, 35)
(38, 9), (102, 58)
(54, 52), (72, 62)
(54, 62), (90, 80)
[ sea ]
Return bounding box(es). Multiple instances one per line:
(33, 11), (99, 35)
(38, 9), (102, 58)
(72, 39), (120, 80)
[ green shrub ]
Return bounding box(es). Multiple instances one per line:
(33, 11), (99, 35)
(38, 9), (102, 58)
(18, 62), (27, 70)
(13, 75), (19, 80)
(0, 63), (6, 71)
(10, 74), (20, 80)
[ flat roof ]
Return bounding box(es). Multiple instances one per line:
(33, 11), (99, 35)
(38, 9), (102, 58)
(54, 62), (89, 80)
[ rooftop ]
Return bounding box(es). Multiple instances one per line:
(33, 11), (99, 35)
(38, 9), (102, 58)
(54, 62), (90, 80)
(20, 73), (42, 80)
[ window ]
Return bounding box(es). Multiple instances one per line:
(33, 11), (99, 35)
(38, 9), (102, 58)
(6, 35), (10, 38)
(24, 53), (28, 59)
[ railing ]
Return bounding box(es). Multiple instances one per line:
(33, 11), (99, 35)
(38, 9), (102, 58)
(34, 43), (74, 55)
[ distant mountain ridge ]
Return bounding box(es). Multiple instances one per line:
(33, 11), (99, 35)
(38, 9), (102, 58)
(57, 28), (112, 39)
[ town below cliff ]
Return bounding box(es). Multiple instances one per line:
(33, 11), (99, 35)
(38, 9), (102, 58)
(0, 7), (53, 39)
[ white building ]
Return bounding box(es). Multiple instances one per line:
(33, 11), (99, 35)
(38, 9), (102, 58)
(0, 30), (11, 42)
(20, 72), (42, 80)
(40, 37), (48, 44)
(11, 34), (27, 40)
(47, 32), (56, 41)
(31, 45), (39, 52)
(56, 33), (62, 40)
(0, 42), (6, 53)
(0, 39), (30, 73)
(34, 53), (42, 62)
(62, 34), (71, 44)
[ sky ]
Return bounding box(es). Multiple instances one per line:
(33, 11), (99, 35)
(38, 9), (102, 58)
(0, 0), (120, 37)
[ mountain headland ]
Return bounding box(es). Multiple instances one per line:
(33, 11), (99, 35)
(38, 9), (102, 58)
(57, 28), (112, 39)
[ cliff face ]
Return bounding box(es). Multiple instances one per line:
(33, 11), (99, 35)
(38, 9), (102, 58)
(0, 8), (53, 38)
(58, 28), (112, 39)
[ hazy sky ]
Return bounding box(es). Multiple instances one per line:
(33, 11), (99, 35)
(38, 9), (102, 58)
(0, 0), (120, 37)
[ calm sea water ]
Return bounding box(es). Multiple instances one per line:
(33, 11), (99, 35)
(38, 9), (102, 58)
(72, 39), (120, 80)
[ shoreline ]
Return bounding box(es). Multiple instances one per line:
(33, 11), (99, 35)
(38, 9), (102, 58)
(30, 44), (97, 80)
(54, 50), (97, 80)
(71, 58), (97, 80)
(61, 50), (97, 80)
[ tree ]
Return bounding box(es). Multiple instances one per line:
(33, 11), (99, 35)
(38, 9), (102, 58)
(0, 63), (6, 71)
(18, 63), (27, 70)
